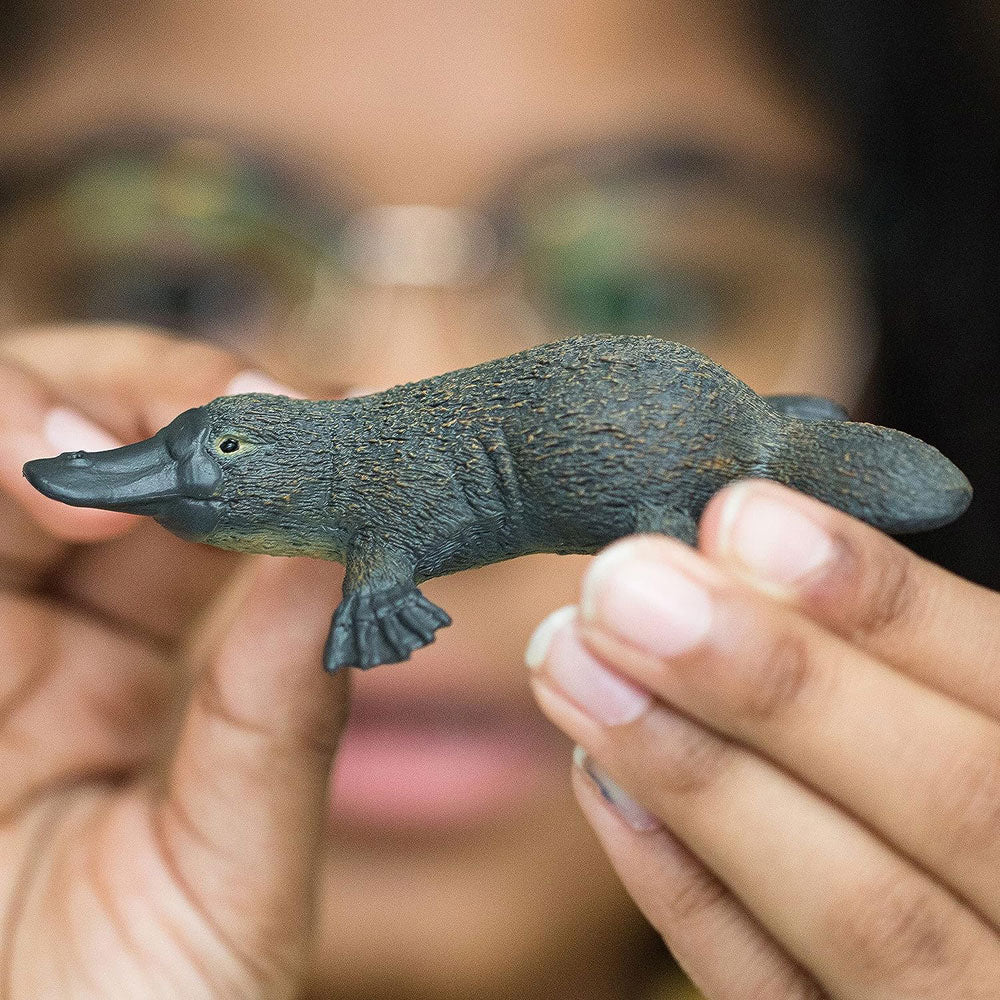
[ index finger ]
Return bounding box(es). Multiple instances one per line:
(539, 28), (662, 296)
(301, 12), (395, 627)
(699, 479), (1000, 719)
(0, 325), (252, 545)
(0, 324), (250, 439)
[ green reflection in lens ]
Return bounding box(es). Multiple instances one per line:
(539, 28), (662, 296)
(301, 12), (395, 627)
(521, 189), (725, 339)
(56, 146), (332, 295)
(42, 142), (345, 338)
(544, 265), (722, 336)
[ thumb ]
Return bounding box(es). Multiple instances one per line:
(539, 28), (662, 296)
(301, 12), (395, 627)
(153, 554), (348, 991)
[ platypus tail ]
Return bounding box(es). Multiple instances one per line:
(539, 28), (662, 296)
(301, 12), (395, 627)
(769, 419), (972, 534)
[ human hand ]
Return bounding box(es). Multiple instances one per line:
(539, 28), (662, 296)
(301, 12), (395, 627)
(526, 479), (1000, 999)
(0, 327), (348, 999)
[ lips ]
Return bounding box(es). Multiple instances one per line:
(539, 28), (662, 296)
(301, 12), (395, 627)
(329, 688), (563, 833)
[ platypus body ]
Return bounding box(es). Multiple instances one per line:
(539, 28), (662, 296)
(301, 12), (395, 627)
(24, 335), (972, 671)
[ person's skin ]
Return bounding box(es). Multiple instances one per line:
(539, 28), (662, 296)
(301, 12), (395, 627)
(527, 485), (1000, 998)
(4, 2), (993, 999)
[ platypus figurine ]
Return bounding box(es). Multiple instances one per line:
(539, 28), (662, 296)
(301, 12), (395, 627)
(23, 335), (972, 672)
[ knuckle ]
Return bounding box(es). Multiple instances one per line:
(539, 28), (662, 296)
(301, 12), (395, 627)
(823, 875), (967, 988)
(738, 626), (816, 722)
(151, 803), (294, 990)
(664, 861), (731, 923)
(704, 599), (825, 724)
(779, 980), (826, 1000)
(646, 705), (731, 795)
(85, 657), (173, 743)
(934, 737), (1000, 862)
(0, 594), (53, 719)
(846, 540), (918, 640)
(196, 668), (342, 762)
(750, 968), (827, 1000)
(0, 356), (43, 406)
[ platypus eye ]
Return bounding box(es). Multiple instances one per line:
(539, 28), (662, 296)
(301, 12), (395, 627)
(218, 437), (241, 454)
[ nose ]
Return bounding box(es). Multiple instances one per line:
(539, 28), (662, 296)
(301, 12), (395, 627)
(283, 205), (537, 392)
(336, 205), (502, 384)
(331, 281), (541, 391)
(357, 286), (486, 382)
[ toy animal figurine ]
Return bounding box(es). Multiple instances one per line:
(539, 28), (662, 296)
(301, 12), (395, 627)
(23, 335), (972, 672)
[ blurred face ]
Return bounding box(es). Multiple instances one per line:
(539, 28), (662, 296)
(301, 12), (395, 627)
(0, 1), (871, 997)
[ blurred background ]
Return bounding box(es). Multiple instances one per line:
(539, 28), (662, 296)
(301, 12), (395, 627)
(0, 3), (997, 999)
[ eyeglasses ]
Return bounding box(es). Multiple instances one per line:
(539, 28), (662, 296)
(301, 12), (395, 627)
(0, 125), (861, 382)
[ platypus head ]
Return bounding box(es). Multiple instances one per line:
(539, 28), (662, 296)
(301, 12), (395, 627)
(24, 393), (345, 557)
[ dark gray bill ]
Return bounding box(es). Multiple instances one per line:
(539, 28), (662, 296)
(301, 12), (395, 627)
(22, 406), (223, 541)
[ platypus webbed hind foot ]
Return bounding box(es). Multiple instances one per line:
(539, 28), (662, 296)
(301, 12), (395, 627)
(323, 583), (452, 672)
(633, 502), (698, 545)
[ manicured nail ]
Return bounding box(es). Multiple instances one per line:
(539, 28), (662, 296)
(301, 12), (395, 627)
(580, 542), (713, 658)
(527, 607), (650, 726)
(718, 484), (834, 587)
(573, 746), (660, 832)
(44, 407), (122, 454)
(225, 371), (302, 397)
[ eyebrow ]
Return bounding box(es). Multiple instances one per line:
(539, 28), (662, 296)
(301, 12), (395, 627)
(497, 134), (849, 207)
(0, 119), (350, 223)
(486, 135), (855, 250)
(0, 119), (855, 244)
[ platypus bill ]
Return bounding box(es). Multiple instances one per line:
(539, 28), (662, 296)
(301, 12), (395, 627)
(23, 335), (972, 672)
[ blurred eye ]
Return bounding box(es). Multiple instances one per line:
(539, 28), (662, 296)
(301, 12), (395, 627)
(536, 262), (727, 338)
(66, 255), (278, 341)
(514, 187), (733, 343)
(0, 145), (334, 350)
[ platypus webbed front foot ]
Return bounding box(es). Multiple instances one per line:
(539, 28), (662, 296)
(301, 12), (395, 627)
(323, 583), (452, 672)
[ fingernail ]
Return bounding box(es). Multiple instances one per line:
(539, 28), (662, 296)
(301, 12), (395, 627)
(718, 484), (834, 587)
(527, 607), (650, 726)
(44, 407), (122, 454)
(573, 746), (660, 832)
(225, 371), (302, 397)
(580, 541), (713, 659)
(525, 605), (576, 668)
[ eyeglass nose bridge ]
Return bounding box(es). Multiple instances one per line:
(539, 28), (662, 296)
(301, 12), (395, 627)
(339, 205), (500, 289)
